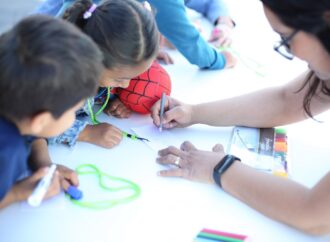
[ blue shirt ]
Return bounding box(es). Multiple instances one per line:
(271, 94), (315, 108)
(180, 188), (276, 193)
(185, 0), (229, 24)
(34, 0), (227, 70)
(0, 117), (30, 200)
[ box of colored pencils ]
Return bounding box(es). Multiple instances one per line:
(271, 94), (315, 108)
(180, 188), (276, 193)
(194, 228), (251, 242)
(228, 126), (289, 178)
(272, 128), (289, 177)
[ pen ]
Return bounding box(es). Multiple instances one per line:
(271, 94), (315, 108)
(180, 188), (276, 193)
(159, 92), (166, 132)
(122, 131), (150, 142)
(27, 164), (57, 207)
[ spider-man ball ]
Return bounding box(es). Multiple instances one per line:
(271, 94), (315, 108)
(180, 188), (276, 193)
(116, 61), (172, 114)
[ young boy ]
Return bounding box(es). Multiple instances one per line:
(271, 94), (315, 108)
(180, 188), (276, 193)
(0, 15), (103, 208)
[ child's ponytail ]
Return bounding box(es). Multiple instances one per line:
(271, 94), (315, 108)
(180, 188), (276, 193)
(63, 0), (94, 29)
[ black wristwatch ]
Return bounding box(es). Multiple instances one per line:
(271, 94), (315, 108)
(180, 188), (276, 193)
(213, 154), (241, 188)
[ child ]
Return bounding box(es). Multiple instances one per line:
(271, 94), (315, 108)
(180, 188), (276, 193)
(36, 0), (235, 70)
(0, 15), (103, 208)
(158, 0), (235, 64)
(184, 0), (235, 48)
(49, 0), (159, 149)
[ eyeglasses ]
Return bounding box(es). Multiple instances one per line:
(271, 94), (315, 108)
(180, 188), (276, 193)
(273, 30), (298, 60)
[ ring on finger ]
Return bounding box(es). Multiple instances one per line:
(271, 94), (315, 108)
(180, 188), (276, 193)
(174, 156), (181, 167)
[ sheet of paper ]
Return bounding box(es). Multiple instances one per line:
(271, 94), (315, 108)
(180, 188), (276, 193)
(132, 125), (179, 151)
(131, 125), (234, 152)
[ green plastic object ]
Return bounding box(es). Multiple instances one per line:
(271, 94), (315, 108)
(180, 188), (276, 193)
(67, 164), (141, 210)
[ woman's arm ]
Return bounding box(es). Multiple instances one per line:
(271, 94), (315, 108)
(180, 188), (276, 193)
(193, 71), (330, 127)
(222, 162), (330, 235)
(157, 141), (330, 235)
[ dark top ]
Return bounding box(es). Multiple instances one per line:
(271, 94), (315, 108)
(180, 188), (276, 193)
(0, 117), (30, 200)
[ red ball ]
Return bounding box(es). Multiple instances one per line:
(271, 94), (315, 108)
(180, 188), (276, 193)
(116, 61), (172, 114)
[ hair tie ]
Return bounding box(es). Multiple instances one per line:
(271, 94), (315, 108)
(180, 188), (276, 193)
(83, 4), (97, 19)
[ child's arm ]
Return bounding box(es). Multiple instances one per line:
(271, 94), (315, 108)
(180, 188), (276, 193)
(29, 139), (79, 190)
(78, 123), (123, 149)
(104, 97), (132, 119)
(145, 0), (234, 69)
(0, 167), (60, 209)
(28, 139), (52, 170)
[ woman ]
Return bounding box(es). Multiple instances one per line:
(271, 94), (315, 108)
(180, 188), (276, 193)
(151, 0), (330, 235)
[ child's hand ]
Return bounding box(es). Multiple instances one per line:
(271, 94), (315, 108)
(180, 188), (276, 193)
(209, 24), (233, 48)
(105, 98), (132, 119)
(78, 123), (123, 148)
(222, 51), (237, 69)
(157, 51), (174, 65)
(55, 164), (79, 191)
(209, 17), (234, 48)
(12, 167), (61, 202)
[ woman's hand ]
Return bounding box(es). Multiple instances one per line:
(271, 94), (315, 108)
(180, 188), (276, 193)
(156, 141), (226, 183)
(150, 96), (194, 130)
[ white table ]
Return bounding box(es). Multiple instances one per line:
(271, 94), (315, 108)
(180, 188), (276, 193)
(1, 0), (330, 241)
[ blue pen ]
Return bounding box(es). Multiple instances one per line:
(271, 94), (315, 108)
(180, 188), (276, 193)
(159, 92), (166, 132)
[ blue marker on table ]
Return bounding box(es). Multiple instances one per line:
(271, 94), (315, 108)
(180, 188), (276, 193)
(66, 186), (83, 200)
(159, 92), (166, 132)
(27, 164), (57, 207)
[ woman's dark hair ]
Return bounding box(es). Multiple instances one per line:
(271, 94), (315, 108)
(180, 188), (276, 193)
(0, 15), (103, 120)
(63, 0), (159, 69)
(261, 0), (330, 118)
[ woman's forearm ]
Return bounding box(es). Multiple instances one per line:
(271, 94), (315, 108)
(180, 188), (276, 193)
(222, 162), (330, 234)
(192, 72), (330, 127)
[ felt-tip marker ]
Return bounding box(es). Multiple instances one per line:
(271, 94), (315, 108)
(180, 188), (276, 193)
(159, 92), (166, 132)
(27, 164), (57, 207)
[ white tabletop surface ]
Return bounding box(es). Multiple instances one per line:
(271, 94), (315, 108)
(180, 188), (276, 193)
(1, 0), (330, 241)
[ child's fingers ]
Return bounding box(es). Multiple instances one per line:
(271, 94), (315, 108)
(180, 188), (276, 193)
(221, 38), (232, 48)
(56, 165), (79, 187)
(45, 172), (61, 199)
(64, 171), (79, 187)
(60, 177), (71, 191)
(30, 167), (49, 182)
(106, 103), (119, 114)
(162, 53), (174, 65)
(209, 34), (219, 42)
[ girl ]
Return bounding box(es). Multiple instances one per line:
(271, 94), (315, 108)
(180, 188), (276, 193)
(50, 0), (159, 148)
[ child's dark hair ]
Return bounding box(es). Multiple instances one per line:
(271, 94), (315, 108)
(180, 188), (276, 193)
(261, 0), (330, 118)
(0, 15), (103, 120)
(63, 0), (159, 69)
